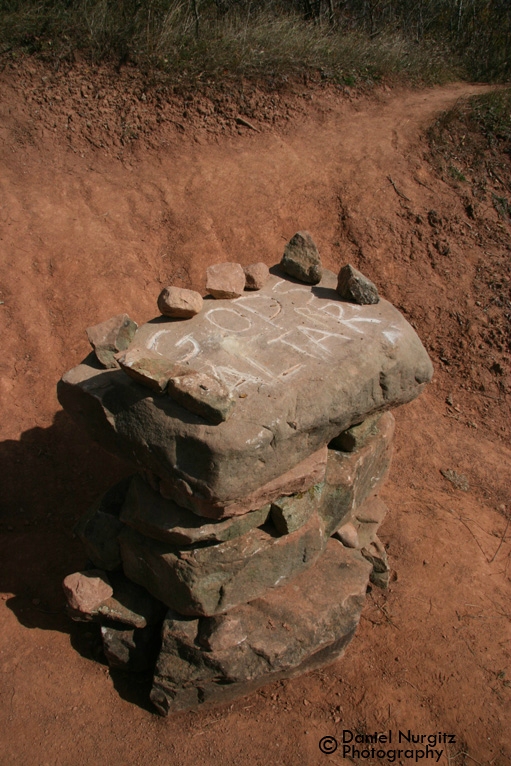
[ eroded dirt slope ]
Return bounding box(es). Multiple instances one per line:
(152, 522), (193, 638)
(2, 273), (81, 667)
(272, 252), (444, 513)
(0, 63), (509, 766)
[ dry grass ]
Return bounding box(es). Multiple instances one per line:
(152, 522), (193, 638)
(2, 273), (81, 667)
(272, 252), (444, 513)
(0, 1), (461, 86)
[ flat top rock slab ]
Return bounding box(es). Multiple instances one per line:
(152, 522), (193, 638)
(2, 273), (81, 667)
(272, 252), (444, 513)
(58, 270), (432, 513)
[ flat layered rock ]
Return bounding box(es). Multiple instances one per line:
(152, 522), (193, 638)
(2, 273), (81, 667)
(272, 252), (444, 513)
(120, 475), (271, 545)
(116, 418), (391, 618)
(157, 445), (328, 519)
(58, 270), (432, 515)
(319, 411), (394, 536)
(118, 509), (326, 617)
(150, 539), (371, 715)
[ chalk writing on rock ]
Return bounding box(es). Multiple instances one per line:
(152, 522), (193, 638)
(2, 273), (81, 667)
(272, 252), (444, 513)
(144, 277), (401, 393)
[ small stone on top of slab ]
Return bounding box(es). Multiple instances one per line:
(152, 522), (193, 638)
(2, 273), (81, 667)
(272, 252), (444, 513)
(243, 262), (270, 290)
(206, 262), (246, 299)
(86, 313), (138, 369)
(157, 286), (203, 318)
(336, 264), (379, 305)
(280, 231), (322, 284)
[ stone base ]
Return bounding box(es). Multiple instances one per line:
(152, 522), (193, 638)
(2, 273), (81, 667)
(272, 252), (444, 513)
(150, 539), (371, 715)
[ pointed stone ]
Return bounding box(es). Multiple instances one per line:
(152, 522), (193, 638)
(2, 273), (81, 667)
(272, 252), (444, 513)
(93, 571), (167, 628)
(337, 264), (379, 305)
(280, 231), (322, 284)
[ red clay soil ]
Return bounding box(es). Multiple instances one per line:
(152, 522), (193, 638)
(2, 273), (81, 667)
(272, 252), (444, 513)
(0, 61), (510, 766)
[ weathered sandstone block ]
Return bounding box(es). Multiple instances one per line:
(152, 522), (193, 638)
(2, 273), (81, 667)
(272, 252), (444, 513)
(120, 475), (271, 545)
(57, 270), (432, 516)
(118, 509), (326, 617)
(150, 539), (371, 715)
(157, 446), (328, 519)
(319, 411), (394, 537)
(117, 418), (392, 617)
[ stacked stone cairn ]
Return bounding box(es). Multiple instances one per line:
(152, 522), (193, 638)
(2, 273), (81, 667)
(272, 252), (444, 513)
(59, 231), (433, 715)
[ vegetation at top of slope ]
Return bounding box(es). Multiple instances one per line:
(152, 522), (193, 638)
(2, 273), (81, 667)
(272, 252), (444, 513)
(1, 0), (503, 88)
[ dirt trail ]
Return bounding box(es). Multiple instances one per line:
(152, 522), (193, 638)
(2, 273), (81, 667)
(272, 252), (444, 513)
(0, 70), (509, 766)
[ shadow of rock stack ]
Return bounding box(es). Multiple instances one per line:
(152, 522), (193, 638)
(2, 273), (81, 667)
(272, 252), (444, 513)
(57, 233), (433, 715)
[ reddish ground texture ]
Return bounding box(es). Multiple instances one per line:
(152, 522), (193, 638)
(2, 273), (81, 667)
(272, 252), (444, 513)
(0, 61), (510, 766)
